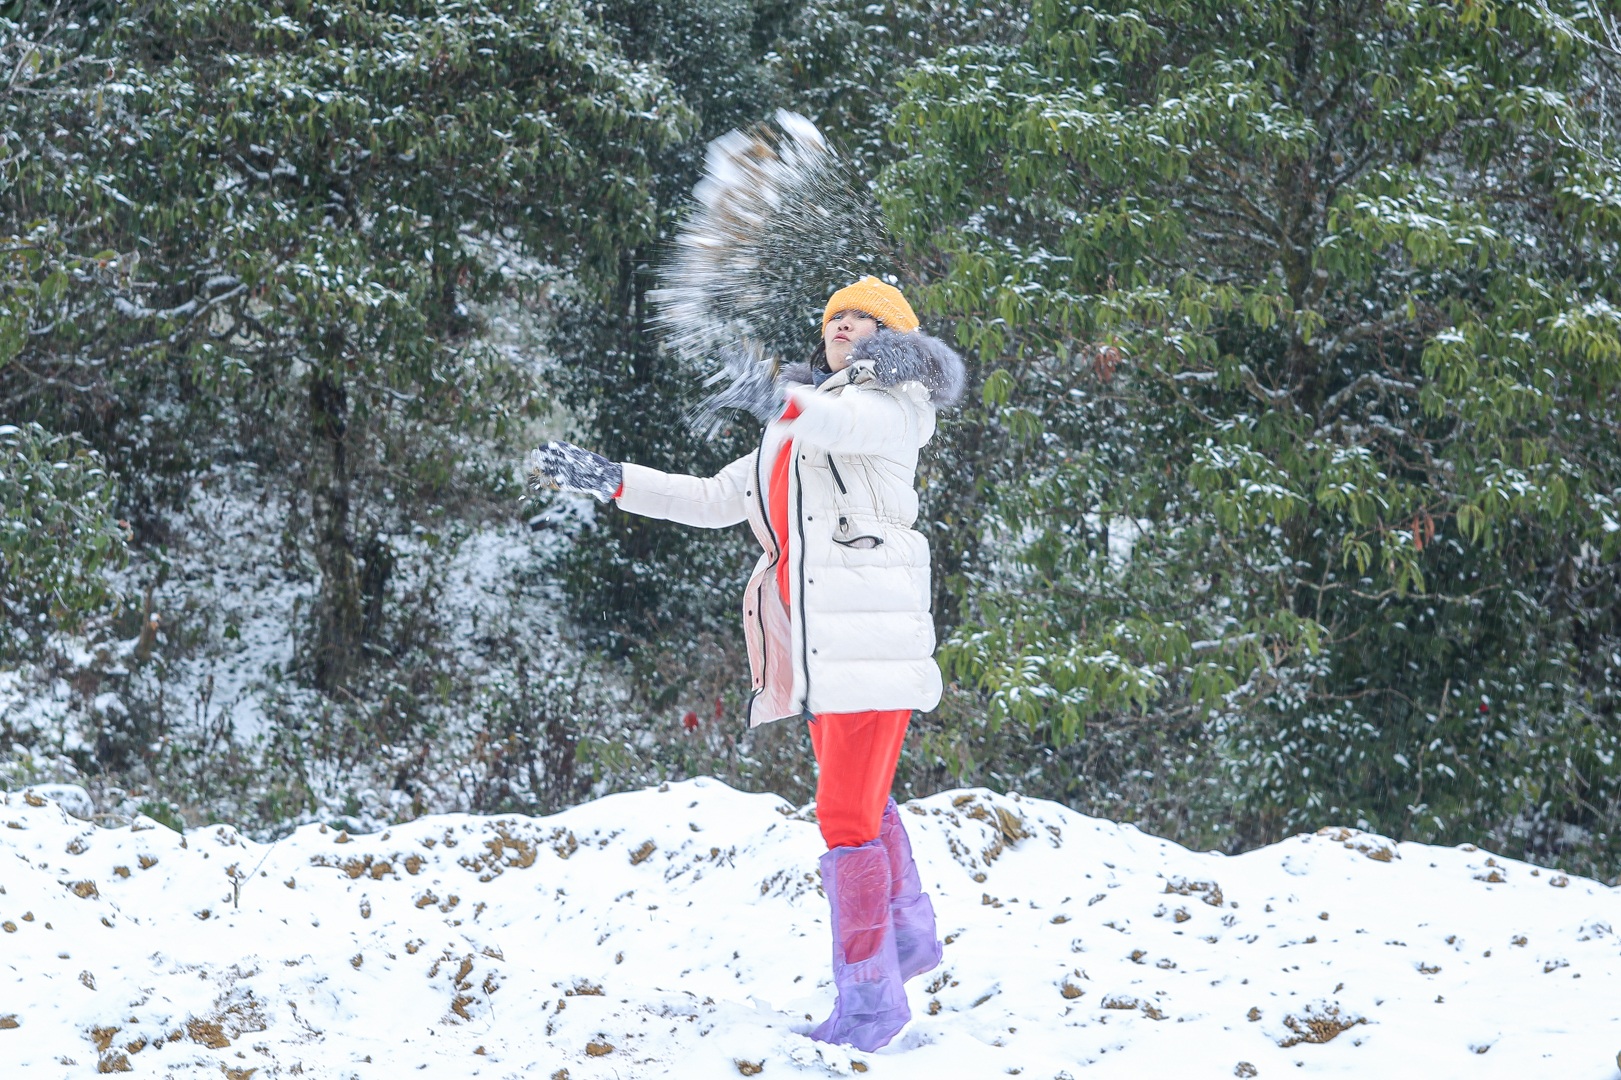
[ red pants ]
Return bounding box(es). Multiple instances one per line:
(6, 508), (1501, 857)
(807, 709), (911, 849)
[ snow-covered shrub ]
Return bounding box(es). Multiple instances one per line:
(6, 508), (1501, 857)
(0, 423), (130, 660)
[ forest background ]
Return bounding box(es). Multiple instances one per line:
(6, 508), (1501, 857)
(5, 0), (1621, 883)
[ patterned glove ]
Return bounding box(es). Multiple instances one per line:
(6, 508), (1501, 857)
(526, 441), (623, 503)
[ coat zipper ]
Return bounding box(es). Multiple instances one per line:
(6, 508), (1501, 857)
(755, 442), (780, 560)
(751, 442), (777, 716)
(794, 454), (812, 710)
(827, 454), (848, 495)
(828, 453), (855, 537)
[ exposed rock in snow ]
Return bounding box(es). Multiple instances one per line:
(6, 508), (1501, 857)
(1, 781), (1617, 1077)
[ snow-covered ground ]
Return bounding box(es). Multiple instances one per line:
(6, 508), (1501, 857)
(3, 780), (1618, 1079)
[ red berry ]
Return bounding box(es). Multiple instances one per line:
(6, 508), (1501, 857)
(682, 710), (699, 732)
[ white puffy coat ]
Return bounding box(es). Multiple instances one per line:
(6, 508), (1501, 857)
(615, 331), (963, 726)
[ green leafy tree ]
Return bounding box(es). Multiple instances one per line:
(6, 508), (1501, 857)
(0, 422), (129, 658)
(3, 0), (692, 692)
(0, 8), (134, 657)
(883, 0), (1621, 871)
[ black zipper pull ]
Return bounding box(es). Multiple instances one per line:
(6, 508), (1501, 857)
(827, 454), (848, 495)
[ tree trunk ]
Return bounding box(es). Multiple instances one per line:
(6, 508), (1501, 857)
(308, 366), (363, 693)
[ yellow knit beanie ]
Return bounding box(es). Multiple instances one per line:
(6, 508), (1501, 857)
(822, 276), (919, 334)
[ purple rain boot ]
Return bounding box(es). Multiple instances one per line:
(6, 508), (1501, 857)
(881, 798), (943, 982)
(809, 839), (910, 1051)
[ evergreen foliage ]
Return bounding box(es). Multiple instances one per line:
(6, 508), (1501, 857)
(0, 422), (129, 659)
(883, 0), (1621, 872)
(3, 0), (691, 686)
(1, 0), (1618, 881)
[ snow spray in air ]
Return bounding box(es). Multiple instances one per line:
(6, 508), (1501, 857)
(649, 110), (901, 434)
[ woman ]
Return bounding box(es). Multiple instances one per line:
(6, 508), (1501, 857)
(528, 276), (964, 1051)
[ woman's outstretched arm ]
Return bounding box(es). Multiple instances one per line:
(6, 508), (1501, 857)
(614, 454), (755, 529)
(529, 442), (753, 528)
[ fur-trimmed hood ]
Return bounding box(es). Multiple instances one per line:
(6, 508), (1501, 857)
(780, 329), (966, 408)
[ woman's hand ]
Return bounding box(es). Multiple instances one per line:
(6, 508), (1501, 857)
(526, 441), (622, 502)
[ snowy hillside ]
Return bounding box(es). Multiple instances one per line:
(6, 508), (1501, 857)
(3, 780), (1618, 1079)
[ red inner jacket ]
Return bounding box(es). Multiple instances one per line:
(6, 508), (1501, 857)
(769, 400), (802, 609)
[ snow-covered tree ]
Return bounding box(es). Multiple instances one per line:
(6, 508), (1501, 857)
(883, 0), (1621, 870)
(3, 0), (692, 690)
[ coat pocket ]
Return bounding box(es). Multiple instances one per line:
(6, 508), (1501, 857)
(832, 512), (890, 558)
(833, 524), (884, 550)
(826, 455), (880, 549)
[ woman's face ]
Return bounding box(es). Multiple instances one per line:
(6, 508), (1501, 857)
(823, 310), (880, 372)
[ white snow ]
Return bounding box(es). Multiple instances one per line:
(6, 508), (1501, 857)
(2, 781), (1619, 1078)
